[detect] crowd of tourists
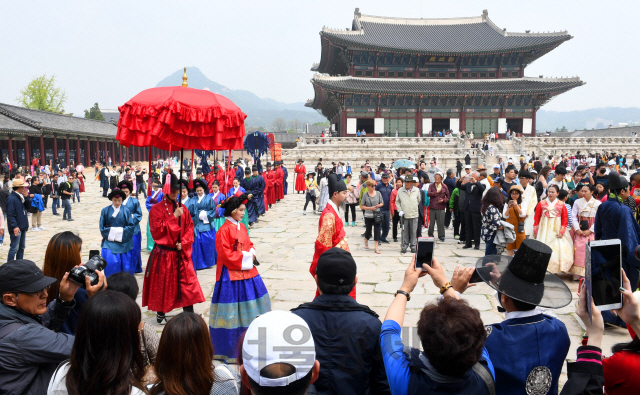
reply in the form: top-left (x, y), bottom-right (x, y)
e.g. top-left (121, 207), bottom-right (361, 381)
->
top-left (0, 150), bottom-right (639, 394)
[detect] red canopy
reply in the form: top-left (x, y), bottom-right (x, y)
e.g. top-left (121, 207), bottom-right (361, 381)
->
top-left (116, 86), bottom-right (246, 151)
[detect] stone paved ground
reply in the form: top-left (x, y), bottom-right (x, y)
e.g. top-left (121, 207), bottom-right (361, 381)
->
top-left (17, 172), bottom-right (630, 384)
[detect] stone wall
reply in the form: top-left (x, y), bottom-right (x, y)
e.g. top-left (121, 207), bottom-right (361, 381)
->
top-left (282, 136), bottom-right (486, 170)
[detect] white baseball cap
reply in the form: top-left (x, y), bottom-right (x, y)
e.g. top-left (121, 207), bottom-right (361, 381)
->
top-left (608, 159), bottom-right (616, 166)
top-left (493, 164), bottom-right (501, 169)
top-left (465, 165), bottom-right (471, 169)
top-left (242, 310), bottom-right (316, 387)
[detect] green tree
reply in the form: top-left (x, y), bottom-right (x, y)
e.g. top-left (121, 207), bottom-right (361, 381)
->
top-left (16, 74), bottom-right (67, 113)
top-left (312, 121), bottom-right (330, 126)
top-left (84, 102), bottom-right (105, 120)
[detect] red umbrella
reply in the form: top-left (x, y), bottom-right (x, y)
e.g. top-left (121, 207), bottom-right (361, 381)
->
top-left (117, 87), bottom-right (246, 151)
top-left (115, 68), bottom-right (246, 300)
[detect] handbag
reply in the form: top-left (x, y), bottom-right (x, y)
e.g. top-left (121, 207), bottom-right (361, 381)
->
top-left (517, 221), bottom-right (525, 234)
top-left (579, 220), bottom-right (589, 231)
top-left (373, 209), bottom-right (383, 224)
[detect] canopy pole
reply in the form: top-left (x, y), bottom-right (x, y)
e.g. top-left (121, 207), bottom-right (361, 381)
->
top-left (177, 148), bottom-right (184, 300)
top-left (147, 146), bottom-right (152, 196)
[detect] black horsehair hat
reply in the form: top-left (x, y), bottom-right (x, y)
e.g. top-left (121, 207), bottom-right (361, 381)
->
top-left (220, 193), bottom-right (250, 217)
top-left (108, 187), bottom-right (127, 201)
top-left (193, 178), bottom-right (208, 192)
top-left (327, 173), bottom-right (347, 197)
top-left (116, 180), bottom-right (133, 192)
top-left (475, 238), bottom-right (572, 308)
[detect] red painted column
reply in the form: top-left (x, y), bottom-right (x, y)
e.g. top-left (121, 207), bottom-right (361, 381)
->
top-left (76, 138), bottom-right (81, 165)
top-left (7, 135), bottom-right (13, 166)
top-left (460, 107), bottom-right (466, 134)
top-left (24, 137), bottom-right (31, 170)
top-left (39, 135), bottom-right (45, 164)
top-left (53, 136), bottom-right (58, 163)
top-left (416, 112), bottom-right (422, 137)
top-left (65, 137), bottom-right (70, 167)
top-left (341, 111), bottom-right (347, 137)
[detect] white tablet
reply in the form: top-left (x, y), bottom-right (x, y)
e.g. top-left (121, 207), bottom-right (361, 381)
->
top-left (589, 239), bottom-right (623, 311)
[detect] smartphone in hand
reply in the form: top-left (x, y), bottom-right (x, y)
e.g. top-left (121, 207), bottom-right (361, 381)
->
top-left (416, 237), bottom-right (435, 268)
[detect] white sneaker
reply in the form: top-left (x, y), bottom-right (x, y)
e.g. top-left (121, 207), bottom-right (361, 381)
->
top-left (38, 226), bottom-right (46, 230)
top-left (31, 228), bottom-right (40, 232)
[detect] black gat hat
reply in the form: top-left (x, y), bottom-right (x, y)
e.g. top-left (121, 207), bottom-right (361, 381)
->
top-left (475, 239), bottom-right (572, 308)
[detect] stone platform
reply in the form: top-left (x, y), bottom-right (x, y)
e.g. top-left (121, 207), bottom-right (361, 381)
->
top-left (13, 173), bottom-right (631, 387)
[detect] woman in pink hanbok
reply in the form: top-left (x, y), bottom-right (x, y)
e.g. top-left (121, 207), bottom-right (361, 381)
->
top-left (569, 184), bottom-right (600, 279)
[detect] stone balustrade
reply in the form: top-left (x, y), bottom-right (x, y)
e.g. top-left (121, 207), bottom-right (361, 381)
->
top-left (297, 136), bottom-right (459, 148)
top-left (525, 136), bottom-right (640, 156)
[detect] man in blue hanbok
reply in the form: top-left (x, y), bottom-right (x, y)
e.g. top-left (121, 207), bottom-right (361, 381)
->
top-left (281, 161), bottom-right (289, 196)
top-left (234, 162), bottom-right (243, 180)
top-left (117, 180), bottom-right (144, 273)
top-left (241, 165), bottom-right (265, 226)
top-left (595, 171), bottom-right (640, 290)
top-left (474, 239), bottom-right (573, 395)
top-left (99, 188), bottom-right (136, 276)
top-left (98, 164), bottom-right (109, 197)
top-left (189, 179), bottom-right (217, 270)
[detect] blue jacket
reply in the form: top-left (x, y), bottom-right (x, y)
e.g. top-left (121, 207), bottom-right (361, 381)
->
top-left (6, 192), bottom-right (32, 232)
top-left (99, 167), bottom-right (109, 189)
top-left (241, 175), bottom-right (265, 222)
top-left (485, 313), bottom-right (570, 395)
top-left (123, 197), bottom-right (143, 235)
top-left (31, 194), bottom-right (45, 212)
top-left (376, 181), bottom-right (394, 211)
top-left (189, 194), bottom-right (217, 233)
top-left (292, 294), bottom-right (391, 395)
top-left (99, 205), bottom-right (135, 254)
top-left (145, 189), bottom-right (164, 211)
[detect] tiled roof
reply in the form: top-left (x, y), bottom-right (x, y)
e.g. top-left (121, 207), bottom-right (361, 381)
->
top-left (101, 110), bottom-right (120, 124)
top-left (311, 75), bottom-right (584, 95)
top-left (566, 126), bottom-right (640, 137)
top-left (321, 10), bottom-right (571, 54)
top-left (0, 113), bottom-right (40, 134)
top-left (0, 103), bottom-right (117, 138)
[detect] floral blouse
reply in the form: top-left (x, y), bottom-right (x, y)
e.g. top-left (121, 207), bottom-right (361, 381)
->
top-left (481, 205), bottom-right (503, 242)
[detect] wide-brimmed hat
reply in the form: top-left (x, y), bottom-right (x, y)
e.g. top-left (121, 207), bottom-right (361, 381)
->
top-left (475, 239), bottom-right (572, 308)
top-left (328, 173), bottom-right (346, 196)
top-left (108, 188), bottom-right (127, 201)
top-left (11, 179), bottom-right (26, 188)
top-left (508, 184), bottom-right (524, 194)
top-left (609, 171), bottom-right (629, 191)
top-left (307, 171), bottom-right (316, 177)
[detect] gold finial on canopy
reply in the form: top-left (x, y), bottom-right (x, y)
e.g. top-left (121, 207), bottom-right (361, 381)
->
top-left (182, 67), bottom-right (188, 87)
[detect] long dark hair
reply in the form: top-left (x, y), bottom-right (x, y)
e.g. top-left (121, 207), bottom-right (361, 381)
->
top-left (43, 232), bottom-right (82, 305)
top-left (66, 291), bottom-right (145, 395)
top-left (481, 187), bottom-right (504, 214)
top-left (612, 336), bottom-right (640, 354)
top-left (150, 312), bottom-right (214, 395)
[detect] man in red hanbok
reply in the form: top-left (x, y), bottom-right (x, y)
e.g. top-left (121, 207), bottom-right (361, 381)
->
top-left (295, 159), bottom-right (307, 194)
top-left (310, 174), bottom-right (354, 299)
top-left (142, 173), bottom-right (205, 324)
top-left (263, 162), bottom-right (276, 209)
top-left (275, 161), bottom-right (285, 202)
top-left (224, 164), bottom-right (235, 195)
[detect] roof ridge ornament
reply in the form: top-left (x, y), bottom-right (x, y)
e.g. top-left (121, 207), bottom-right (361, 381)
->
top-left (182, 67), bottom-right (188, 87)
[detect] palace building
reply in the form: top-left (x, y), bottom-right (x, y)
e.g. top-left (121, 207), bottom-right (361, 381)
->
top-left (307, 9), bottom-right (584, 137)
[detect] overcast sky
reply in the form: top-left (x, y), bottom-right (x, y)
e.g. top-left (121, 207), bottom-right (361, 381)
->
top-left (1, 0), bottom-right (637, 116)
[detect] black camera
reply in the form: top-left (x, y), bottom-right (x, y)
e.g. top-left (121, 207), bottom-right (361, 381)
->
top-left (69, 250), bottom-right (107, 288)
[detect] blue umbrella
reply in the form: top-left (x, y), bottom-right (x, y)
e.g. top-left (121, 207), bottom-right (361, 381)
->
top-left (244, 132), bottom-right (272, 173)
top-left (194, 150), bottom-right (214, 174)
top-left (393, 159), bottom-right (415, 169)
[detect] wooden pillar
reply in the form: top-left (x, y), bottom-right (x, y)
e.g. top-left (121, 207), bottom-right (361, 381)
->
top-left (7, 135), bottom-right (13, 167)
top-left (86, 140), bottom-right (91, 165)
top-left (53, 136), bottom-right (58, 162)
top-left (76, 138), bottom-right (81, 165)
top-left (65, 137), bottom-right (70, 167)
top-left (460, 107), bottom-right (466, 135)
top-left (24, 137), bottom-right (31, 170)
top-left (416, 112), bottom-right (422, 137)
top-left (39, 135), bottom-right (45, 164)
top-left (532, 110), bottom-right (537, 137)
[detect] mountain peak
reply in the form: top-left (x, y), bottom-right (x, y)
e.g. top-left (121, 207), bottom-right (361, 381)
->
top-left (155, 68), bottom-right (323, 128)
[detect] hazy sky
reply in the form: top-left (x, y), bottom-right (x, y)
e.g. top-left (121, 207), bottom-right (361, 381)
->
top-left (1, 1), bottom-right (638, 116)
